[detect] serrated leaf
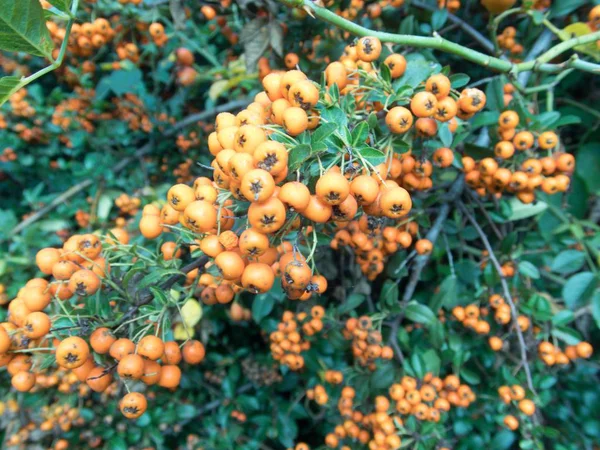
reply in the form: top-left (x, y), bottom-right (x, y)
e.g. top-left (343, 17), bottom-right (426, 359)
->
top-left (0, 0), bottom-right (54, 58)
top-left (240, 18), bottom-right (269, 72)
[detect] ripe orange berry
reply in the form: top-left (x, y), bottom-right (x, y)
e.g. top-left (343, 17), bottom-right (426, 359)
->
top-left (120, 392), bottom-right (148, 419)
top-left (411, 91), bottom-right (438, 118)
top-left (56, 336), bottom-right (90, 369)
top-left (356, 36), bottom-right (382, 62)
top-left (182, 340), bottom-right (206, 364)
top-left (137, 335), bottom-right (165, 361)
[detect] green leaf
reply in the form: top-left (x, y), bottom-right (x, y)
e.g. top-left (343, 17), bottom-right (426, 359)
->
top-left (485, 77), bottom-right (504, 112)
top-left (449, 73), bottom-right (470, 89)
top-left (404, 301), bottom-right (436, 325)
top-left (351, 122), bottom-right (369, 147)
top-left (252, 294), bottom-right (275, 323)
top-left (408, 352), bottom-right (426, 378)
top-left (149, 287), bottom-right (169, 305)
top-left (430, 275), bottom-right (458, 312)
top-left (358, 147), bottom-right (386, 165)
top-left (505, 198), bottom-right (548, 221)
top-left (576, 143), bottom-right (600, 195)
top-left (176, 404), bottom-right (196, 419)
top-left (550, 250), bottom-right (585, 275)
top-left (288, 144), bottom-right (311, 171)
top-left (97, 194), bottom-right (113, 222)
top-left (592, 290), bottom-right (600, 329)
top-left (551, 310), bottom-right (574, 326)
top-left (562, 272), bottom-right (597, 309)
top-left (0, 0), bottom-right (54, 57)
top-left (518, 261), bottom-right (540, 279)
top-left (0, 76), bottom-right (22, 106)
top-left (552, 327), bottom-right (582, 345)
top-left (338, 294), bottom-right (366, 314)
top-left (431, 8), bottom-right (448, 30)
top-left (380, 280), bottom-right (399, 309)
top-left (371, 364), bottom-right (395, 389)
top-left (311, 122), bottom-right (337, 144)
top-left (438, 122), bottom-right (453, 147)
top-left (46, 0), bottom-right (72, 12)
top-left (107, 436), bottom-right (127, 450)
top-left (393, 54), bottom-right (438, 89)
top-left (421, 349), bottom-right (441, 375)
top-left (491, 430), bottom-right (516, 450)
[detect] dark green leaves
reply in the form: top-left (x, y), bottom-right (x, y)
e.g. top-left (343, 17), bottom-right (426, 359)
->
top-left (0, 75), bottom-right (21, 107)
top-left (404, 301), bottom-right (436, 325)
top-left (287, 144), bottom-right (311, 171)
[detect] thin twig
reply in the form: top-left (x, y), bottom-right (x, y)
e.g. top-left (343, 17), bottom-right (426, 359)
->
top-left (412, 0), bottom-right (494, 53)
top-left (467, 190), bottom-right (503, 240)
top-left (457, 201), bottom-right (536, 395)
top-left (401, 176), bottom-right (464, 304)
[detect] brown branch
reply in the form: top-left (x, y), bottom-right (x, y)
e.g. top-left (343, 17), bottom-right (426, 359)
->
top-left (457, 201), bottom-right (536, 395)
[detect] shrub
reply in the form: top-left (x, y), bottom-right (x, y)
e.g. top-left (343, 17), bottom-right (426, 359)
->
top-left (1, 0), bottom-right (599, 449)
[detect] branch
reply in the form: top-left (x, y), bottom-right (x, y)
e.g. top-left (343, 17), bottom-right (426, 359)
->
top-left (457, 201), bottom-right (536, 395)
top-left (8, 99), bottom-right (249, 236)
top-left (113, 255), bottom-right (209, 329)
top-left (401, 175), bottom-right (464, 304)
top-left (281, 0), bottom-right (600, 75)
top-left (411, 0), bottom-right (494, 53)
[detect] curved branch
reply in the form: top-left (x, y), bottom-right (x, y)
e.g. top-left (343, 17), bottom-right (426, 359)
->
top-left (283, 0), bottom-right (600, 75)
